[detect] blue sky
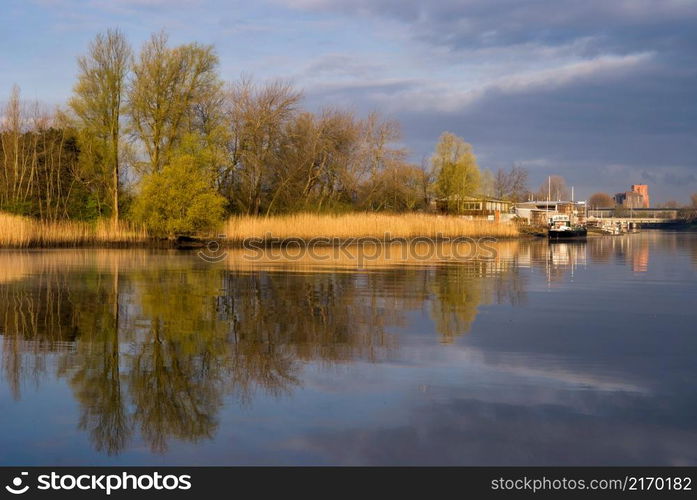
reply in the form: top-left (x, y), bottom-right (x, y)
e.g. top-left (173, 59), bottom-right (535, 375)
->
top-left (2, 0), bottom-right (697, 203)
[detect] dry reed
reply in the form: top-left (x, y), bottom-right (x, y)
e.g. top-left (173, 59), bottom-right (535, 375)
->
top-left (1, 212), bottom-right (518, 249)
top-left (0, 212), bottom-right (148, 248)
top-left (224, 212), bottom-right (518, 243)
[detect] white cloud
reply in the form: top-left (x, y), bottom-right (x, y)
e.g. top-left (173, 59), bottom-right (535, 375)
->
top-left (491, 52), bottom-right (653, 93)
top-left (308, 52), bottom-right (654, 114)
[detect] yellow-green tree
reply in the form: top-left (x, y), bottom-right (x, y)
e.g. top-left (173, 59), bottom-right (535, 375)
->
top-left (69, 29), bottom-right (132, 222)
top-left (431, 132), bottom-right (480, 213)
top-left (128, 32), bottom-right (221, 174)
top-left (131, 154), bottom-right (226, 237)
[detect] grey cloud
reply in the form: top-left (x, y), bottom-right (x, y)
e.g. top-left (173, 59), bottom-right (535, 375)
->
top-left (304, 54), bottom-right (384, 77)
top-left (303, 51), bottom-right (697, 201)
top-left (279, 0), bottom-right (697, 54)
top-left (662, 171), bottom-right (697, 187)
top-left (285, 0), bottom-right (697, 204)
top-left (304, 78), bottom-right (421, 112)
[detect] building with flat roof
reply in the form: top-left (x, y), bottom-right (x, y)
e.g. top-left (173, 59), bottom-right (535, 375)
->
top-left (631, 184), bottom-right (649, 207)
top-left (615, 184), bottom-right (649, 208)
top-left (514, 200), bottom-right (587, 225)
top-left (434, 195), bottom-right (513, 216)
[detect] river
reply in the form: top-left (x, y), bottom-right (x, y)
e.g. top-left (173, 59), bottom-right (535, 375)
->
top-left (1, 231), bottom-right (695, 465)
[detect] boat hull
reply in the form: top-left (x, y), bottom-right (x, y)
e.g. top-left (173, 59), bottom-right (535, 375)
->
top-left (548, 228), bottom-right (587, 239)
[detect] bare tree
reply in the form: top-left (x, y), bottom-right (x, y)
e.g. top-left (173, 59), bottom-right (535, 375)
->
top-left (588, 192), bottom-right (614, 209)
top-left (1, 87), bottom-right (83, 220)
top-left (493, 165), bottom-right (529, 201)
top-left (536, 175), bottom-right (570, 201)
top-left (355, 112), bottom-right (408, 210)
top-left (223, 78), bottom-right (302, 214)
top-left (361, 162), bottom-right (427, 211)
top-left (0, 86), bottom-right (27, 209)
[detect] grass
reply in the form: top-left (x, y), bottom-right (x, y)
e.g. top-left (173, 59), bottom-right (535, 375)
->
top-left (0, 212), bottom-right (148, 248)
top-left (224, 212), bottom-right (518, 243)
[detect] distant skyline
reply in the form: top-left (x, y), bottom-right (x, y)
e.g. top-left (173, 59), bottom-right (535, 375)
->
top-left (1, 0), bottom-right (696, 203)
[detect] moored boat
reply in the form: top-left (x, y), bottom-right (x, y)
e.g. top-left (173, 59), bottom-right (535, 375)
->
top-left (548, 214), bottom-right (587, 239)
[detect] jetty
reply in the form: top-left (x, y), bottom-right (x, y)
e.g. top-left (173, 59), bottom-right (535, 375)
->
top-left (586, 208), bottom-right (685, 233)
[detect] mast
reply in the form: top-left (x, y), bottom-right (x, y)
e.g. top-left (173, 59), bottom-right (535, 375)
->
top-left (547, 175), bottom-right (551, 224)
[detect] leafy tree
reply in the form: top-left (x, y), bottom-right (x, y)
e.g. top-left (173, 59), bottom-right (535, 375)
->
top-left (479, 169), bottom-right (496, 197)
top-left (431, 132), bottom-right (480, 213)
top-left (70, 29), bottom-right (132, 223)
top-left (129, 32), bottom-right (221, 174)
top-left (131, 154), bottom-right (226, 237)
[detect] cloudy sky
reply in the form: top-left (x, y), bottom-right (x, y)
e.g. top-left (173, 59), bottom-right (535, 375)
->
top-left (1, 0), bottom-right (696, 202)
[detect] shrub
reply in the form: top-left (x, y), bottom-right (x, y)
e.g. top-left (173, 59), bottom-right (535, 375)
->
top-left (131, 154), bottom-right (226, 237)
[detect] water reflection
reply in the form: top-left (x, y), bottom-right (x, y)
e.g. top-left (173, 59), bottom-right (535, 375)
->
top-left (1, 232), bottom-right (696, 463)
top-left (0, 245), bottom-right (527, 454)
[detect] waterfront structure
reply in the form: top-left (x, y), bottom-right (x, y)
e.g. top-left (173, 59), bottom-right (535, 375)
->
top-left (514, 200), bottom-right (587, 225)
top-left (586, 207), bottom-right (682, 233)
top-left (434, 196), bottom-right (513, 216)
top-left (587, 207), bottom-right (678, 219)
top-left (614, 184), bottom-right (650, 208)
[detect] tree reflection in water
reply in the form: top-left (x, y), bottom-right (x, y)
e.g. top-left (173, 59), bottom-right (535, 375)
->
top-left (0, 246), bottom-right (529, 454)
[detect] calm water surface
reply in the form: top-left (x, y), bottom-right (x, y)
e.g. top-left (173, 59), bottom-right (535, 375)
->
top-left (1, 231), bottom-right (696, 465)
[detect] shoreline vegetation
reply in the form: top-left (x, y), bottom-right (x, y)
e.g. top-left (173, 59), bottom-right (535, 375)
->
top-left (0, 212), bottom-right (148, 248)
top-left (224, 213), bottom-right (518, 243)
top-left (1, 29), bottom-right (535, 249)
top-left (3, 30), bottom-right (696, 249)
top-left (1, 212), bottom-right (517, 249)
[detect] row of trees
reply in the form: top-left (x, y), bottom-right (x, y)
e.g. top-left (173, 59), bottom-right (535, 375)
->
top-left (1, 29), bottom-right (536, 235)
top-left (0, 87), bottom-right (85, 219)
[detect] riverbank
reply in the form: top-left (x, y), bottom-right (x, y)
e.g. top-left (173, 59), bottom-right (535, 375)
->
top-left (0, 212), bottom-right (519, 248)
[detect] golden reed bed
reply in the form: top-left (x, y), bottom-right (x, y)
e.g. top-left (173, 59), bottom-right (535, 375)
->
top-left (0, 212), bottom-right (518, 248)
top-left (0, 212), bottom-right (148, 248)
top-left (224, 213), bottom-right (518, 243)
